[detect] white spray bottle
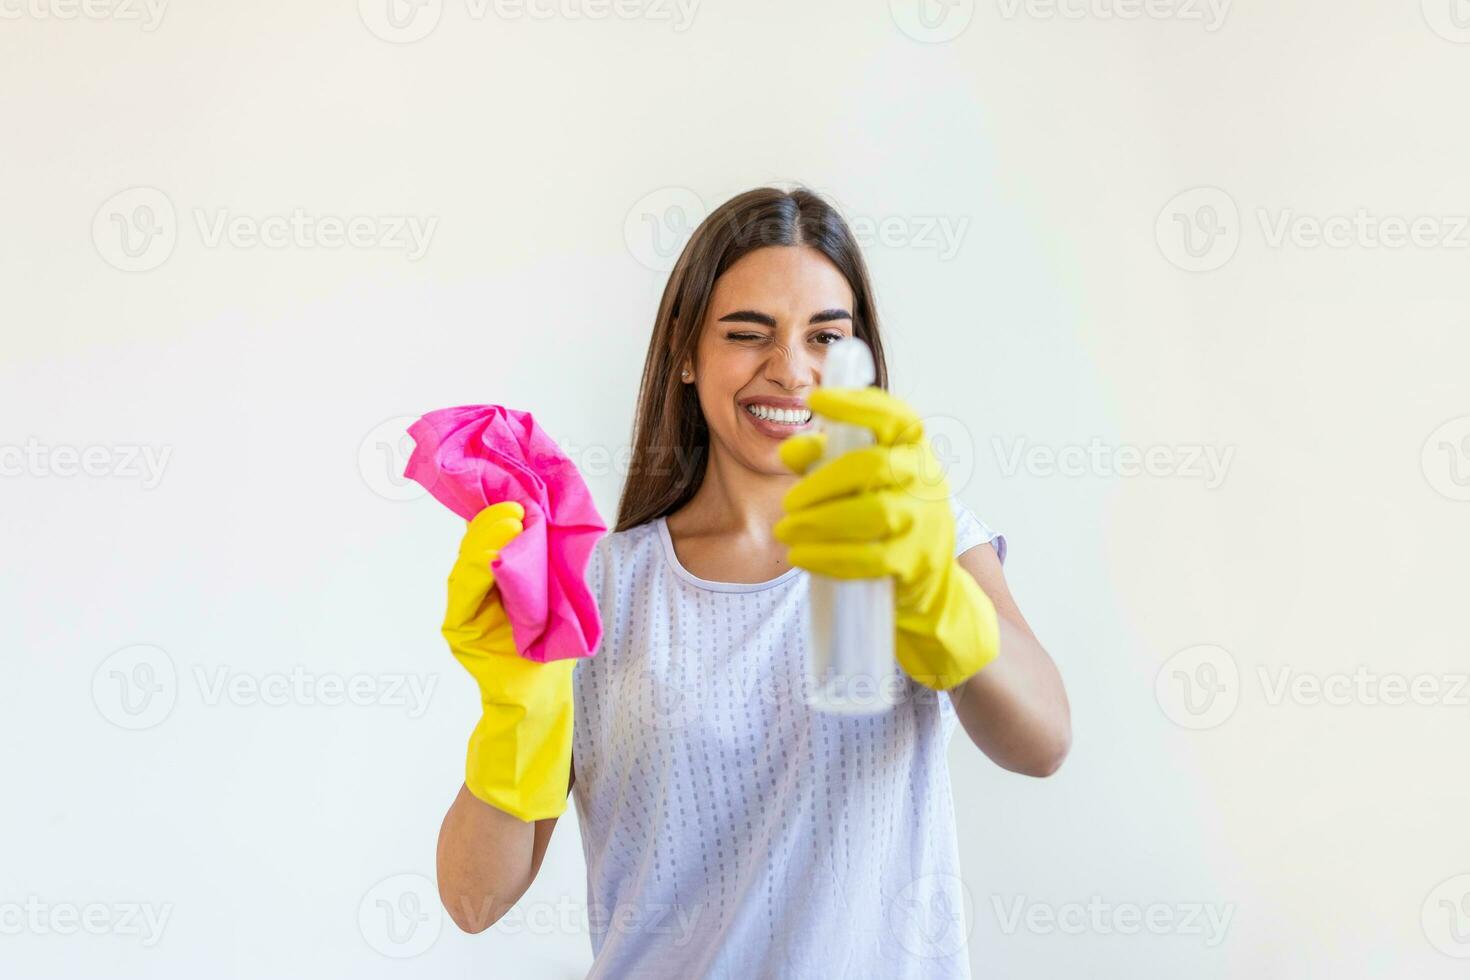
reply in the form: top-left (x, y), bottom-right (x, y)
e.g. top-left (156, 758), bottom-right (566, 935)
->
top-left (805, 337), bottom-right (898, 715)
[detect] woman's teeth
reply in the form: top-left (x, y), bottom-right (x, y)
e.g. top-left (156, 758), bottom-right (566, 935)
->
top-left (744, 404), bottom-right (812, 425)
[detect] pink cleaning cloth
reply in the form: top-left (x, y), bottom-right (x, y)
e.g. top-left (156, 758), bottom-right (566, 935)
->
top-left (403, 404), bottom-right (606, 663)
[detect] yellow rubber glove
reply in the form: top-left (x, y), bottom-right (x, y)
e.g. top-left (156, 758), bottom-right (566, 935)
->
top-left (773, 387), bottom-right (1001, 691)
top-left (442, 500), bottom-right (575, 822)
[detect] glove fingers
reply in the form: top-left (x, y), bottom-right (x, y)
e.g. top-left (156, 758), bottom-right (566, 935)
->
top-left (786, 540), bottom-right (893, 580)
top-left (460, 501), bottom-right (526, 556)
top-left (777, 431), bottom-right (826, 475)
top-left (446, 502), bottom-right (524, 634)
top-left (773, 490), bottom-right (914, 545)
top-left (808, 387), bottom-right (924, 446)
top-left (782, 443), bottom-right (924, 512)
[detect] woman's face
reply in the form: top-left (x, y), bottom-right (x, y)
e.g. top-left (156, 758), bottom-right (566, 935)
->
top-left (684, 245), bottom-right (856, 476)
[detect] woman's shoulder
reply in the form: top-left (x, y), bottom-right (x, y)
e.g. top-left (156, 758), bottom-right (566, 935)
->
top-left (584, 518), bottom-right (662, 596)
top-left (947, 494), bottom-right (1007, 564)
top-left (590, 517), bottom-right (660, 563)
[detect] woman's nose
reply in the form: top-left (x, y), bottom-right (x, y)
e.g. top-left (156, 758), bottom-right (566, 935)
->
top-left (764, 344), bottom-right (819, 390)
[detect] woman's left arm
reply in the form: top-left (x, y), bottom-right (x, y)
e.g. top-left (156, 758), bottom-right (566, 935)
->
top-left (772, 385), bottom-right (1071, 777)
top-left (946, 542), bottom-right (1071, 778)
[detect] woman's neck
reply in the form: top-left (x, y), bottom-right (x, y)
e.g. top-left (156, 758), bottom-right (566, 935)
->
top-left (671, 445), bottom-right (796, 538)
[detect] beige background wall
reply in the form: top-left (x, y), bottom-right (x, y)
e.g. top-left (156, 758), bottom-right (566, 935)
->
top-left (4, 1), bottom-right (1468, 976)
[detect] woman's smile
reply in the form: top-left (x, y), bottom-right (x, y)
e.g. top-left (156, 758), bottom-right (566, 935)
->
top-left (738, 396), bottom-right (815, 439)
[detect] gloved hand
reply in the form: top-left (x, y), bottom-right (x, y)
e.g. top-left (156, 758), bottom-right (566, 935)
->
top-left (773, 387), bottom-right (1001, 691)
top-left (442, 500), bottom-right (575, 821)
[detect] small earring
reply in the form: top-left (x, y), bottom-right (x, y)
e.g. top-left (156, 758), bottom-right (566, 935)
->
top-left (682, 370), bottom-right (691, 380)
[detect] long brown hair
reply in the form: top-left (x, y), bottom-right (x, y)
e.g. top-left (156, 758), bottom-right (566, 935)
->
top-left (615, 186), bottom-right (889, 532)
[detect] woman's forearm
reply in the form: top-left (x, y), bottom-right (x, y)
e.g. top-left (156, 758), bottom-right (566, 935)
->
top-left (435, 783), bottom-right (557, 933)
top-left (943, 545), bottom-right (1071, 777)
top-left (948, 616), bottom-right (1071, 776)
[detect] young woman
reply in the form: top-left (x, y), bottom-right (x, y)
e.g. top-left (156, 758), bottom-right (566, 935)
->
top-left (435, 187), bottom-right (1071, 978)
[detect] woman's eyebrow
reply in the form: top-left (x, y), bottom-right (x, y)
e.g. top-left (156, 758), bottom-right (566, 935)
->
top-left (809, 308), bottom-right (852, 324)
top-left (716, 308), bottom-right (853, 326)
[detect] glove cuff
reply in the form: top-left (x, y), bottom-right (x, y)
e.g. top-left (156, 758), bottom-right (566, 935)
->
top-left (895, 561), bottom-right (1001, 690)
top-left (463, 660), bottom-right (576, 822)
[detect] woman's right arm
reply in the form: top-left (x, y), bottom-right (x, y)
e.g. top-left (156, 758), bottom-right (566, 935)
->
top-left (436, 782), bottom-right (563, 933)
top-left (433, 501), bottom-right (579, 932)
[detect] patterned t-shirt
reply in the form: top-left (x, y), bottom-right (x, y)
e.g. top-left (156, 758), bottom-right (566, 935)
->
top-left (570, 496), bottom-right (1004, 979)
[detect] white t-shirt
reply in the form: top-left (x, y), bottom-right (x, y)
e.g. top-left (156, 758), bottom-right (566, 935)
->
top-left (570, 496), bottom-right (1004, 980)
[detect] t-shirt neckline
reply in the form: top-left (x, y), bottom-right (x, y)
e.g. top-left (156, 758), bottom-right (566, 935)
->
top-left (655, 516), bottom-right (803, 593)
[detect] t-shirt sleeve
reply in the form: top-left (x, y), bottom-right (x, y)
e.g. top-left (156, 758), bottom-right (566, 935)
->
top-left (947, 494), bottom-right (1005, 564)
